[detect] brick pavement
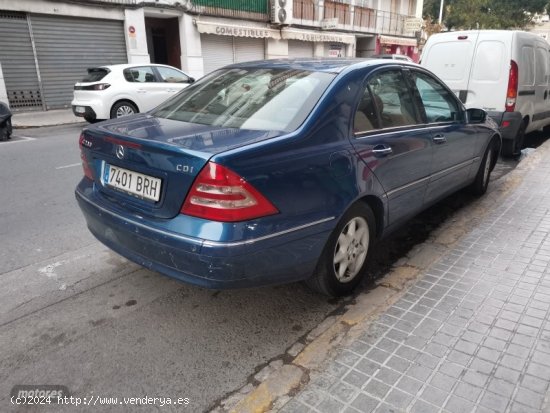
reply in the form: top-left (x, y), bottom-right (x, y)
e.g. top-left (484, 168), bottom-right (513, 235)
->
top-left (280, 152), bottom-right (550, 413)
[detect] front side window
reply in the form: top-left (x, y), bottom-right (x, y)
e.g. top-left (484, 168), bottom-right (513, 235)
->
top-left (152, 68), bottom-right (335, 132)
top-left (366, 70), bottom-right (419, 128)
top-left (412, 71), bottom-right (462, 123)
top-left (123, 66), bottom-right (157, 83)
top-left (155, 66), bottom-right (189, 83)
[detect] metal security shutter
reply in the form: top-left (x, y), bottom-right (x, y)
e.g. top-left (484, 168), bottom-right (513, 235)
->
top-left (30, 14), bottom-right (127, 109)
top-left (234, 37), bottom-right (265, 64)
top-left (0, 11), bottom-right (42, 110)
top-left (288, 40), bottom-right (314, 58)
top-left (202, 34), bottom-right (233, 74)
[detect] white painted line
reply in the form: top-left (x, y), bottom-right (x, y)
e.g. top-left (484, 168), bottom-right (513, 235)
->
top-left (55, 162), bottom-right (81, 170)
top-left (0, 136), bottom-right (36, 144)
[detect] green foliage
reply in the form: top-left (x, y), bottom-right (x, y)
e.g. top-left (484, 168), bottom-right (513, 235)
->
top-left (423, 0), bottom-right (549, 29)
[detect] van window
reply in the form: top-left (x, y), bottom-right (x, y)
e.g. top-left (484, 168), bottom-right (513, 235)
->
top-left (472, 41), bottom-right (506, 82)
top-left (521, 46), bottom-right (535, 86)
top-left (536, 47), bottom-right (548, 86)
top-left (423, 41), bottom-right (472, 81)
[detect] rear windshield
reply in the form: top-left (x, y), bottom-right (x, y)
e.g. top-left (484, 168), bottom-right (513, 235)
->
top-left (82, 68), bottom-right (109, 82)
top-left (152, 68), bottom-right (335, 132)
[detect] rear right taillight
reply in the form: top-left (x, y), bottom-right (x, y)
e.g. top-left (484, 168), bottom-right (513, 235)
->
top-left (181, 162), bottom-right (278, 222)
top-left (506, 60), bottom-right (518, 112)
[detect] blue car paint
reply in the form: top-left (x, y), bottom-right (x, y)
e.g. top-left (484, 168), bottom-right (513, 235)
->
top-left (75, 59), bottom-right (498, 289)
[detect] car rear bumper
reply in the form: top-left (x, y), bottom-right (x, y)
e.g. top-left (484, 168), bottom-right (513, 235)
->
top-left (71, 96), bottom-right (110, 120)
top-left (75, 180), bottom-right (333, 289)
top-left (487, 111), bottom-right (522, 141)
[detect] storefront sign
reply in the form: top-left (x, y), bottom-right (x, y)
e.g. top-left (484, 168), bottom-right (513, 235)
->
top-left (320, 18), bottom-right (338, 30)
top-left (328, 44), bottom-right (343, 57)
top-left (282, 28), bottom-right (355, 45)
top-left (404, 18), bottom-right (423, 32)
top-left (196, 21), bottom-right (281, 39)
top-left (379, 35), bottom-right (417, 47)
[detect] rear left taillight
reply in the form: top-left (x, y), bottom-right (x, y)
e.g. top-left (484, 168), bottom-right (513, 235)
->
top-left (181, 162), bottom-right (278, 222)
top-left (505, 60), bottom-right (518, 112)
top-left (74, 83), bottom-right (111, 91)
top-left (79, 133), bottom-right (94, 180)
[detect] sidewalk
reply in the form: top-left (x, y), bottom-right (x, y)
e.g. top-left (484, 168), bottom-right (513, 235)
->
top-left (275, 145), bottom-right (550, 413)
top-left (12, 108), bottom-right (83, 128)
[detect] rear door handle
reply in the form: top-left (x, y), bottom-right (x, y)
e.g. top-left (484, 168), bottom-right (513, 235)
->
top-left (433, 134), bottom-right (447, 144)
top-left (372, 144), bottom-right (393, 156)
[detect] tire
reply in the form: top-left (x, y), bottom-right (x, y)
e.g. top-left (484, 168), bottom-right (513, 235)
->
top-left (110, 101), bottom-right (138, 119)
top-left (306, 203), bottom-right (376, 297)
top-left (470, 139), bottom-right (497, 196)
top-left (0, 118), bottom-right (11, 141)
top-left (501, 120), bottom-right (525, 158)
top-left (84, 115), bottom-right (99, 124)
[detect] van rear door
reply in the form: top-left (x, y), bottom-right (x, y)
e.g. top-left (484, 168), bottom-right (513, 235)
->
top-left (467, 32), bottom-right (511, 112)
top-left (421, 31), bottom-right (480, 103)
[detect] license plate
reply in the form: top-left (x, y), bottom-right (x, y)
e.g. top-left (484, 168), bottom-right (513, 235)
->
top-left (75, 106), bottom-right (85, 114)
top-left (103, 164), bottom-right (162, 202)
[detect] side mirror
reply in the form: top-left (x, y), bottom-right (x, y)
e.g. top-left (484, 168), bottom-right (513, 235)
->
top-left (188, 77), bottom-right (195, 84)
top-left (467, 108), bottom-right (487, 123)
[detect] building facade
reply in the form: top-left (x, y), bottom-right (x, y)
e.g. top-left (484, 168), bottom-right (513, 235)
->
top-left (0, 0), bottom-right (422, 112)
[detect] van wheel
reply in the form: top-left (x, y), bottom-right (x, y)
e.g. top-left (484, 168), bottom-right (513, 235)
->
top-left (470, 139), bottom-right (496, 196)
top-left (305, 203), bottom-right (375, 297)
top-left (502, 121), bottom-right (526, 158)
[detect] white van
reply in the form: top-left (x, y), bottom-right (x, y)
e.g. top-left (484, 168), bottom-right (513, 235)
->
top-left (421, 30), bottom-right (550, 157)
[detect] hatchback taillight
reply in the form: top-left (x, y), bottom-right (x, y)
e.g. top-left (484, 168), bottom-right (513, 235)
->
top-left (74, 83), bottom-right (111, 91)
top-left (505, 60), bottom-right (518, 112)
top-left (181, 162), bottom-right (278, 222)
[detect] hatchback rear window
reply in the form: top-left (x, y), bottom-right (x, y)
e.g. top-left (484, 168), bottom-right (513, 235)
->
top-left (82, 68), bottom-right (109, 82)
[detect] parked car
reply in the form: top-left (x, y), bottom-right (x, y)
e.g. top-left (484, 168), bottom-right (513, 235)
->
top-left (371, 54), bottom-right (414, 62)
top-left (71, 63), bottom-right (195, 123)
top-left (421, 30), bottom-right (550, 157)
top-left (0, 102), bottom-right (12, 141)
top-left (75, 59), bottom-right (500, 296)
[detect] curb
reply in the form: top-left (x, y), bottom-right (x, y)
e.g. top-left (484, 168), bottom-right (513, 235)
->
top-left (214, 140), bottom-right (550, 413)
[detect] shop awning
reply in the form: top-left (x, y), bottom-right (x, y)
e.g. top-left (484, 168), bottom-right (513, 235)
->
top-left (196, 21), bottom-right (281, 40)
top-left (281, 28), bottom-right (356, 45)
top-left (379, 35), bottom-right (417, 47)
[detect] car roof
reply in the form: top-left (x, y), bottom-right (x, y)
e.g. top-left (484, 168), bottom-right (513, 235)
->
top-left (222, 58), bottom-right (419, 74)
top-left (91, 63), bottom-right (181, 71)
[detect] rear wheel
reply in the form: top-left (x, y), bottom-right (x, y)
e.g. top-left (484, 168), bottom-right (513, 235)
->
top-left (0, 118), bottom-right (11, 141)
top-left (502, 120), bottom-right (525, 158)
top-left (306, 203), bottom-right (375, 297)
top-left (470, 139), bottom-right (497, 195)
top-left (110, 101), bottom-right (138, 119)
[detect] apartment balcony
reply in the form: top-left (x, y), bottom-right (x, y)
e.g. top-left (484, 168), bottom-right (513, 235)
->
top-left (293, 0), bottom-right (417, 37)
top-left (188, 0), bottom-right (270, 22)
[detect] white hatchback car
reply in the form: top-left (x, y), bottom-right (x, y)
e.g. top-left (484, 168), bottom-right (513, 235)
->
top-left (71, 63), bottom-right (195, 123)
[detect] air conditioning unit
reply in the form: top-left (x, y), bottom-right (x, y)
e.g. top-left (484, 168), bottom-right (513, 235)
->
top-left (271, 0), bottom-right (293, 25)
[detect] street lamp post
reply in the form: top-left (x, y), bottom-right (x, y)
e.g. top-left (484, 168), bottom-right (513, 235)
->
top-left (438, 0), bottom-right (444, 24)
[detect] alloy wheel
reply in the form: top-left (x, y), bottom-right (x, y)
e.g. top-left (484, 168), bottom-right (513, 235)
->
top-left (333, 216), bottom-right (369, 283)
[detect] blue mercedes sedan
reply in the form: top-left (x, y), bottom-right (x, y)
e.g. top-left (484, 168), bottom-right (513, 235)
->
top-left (75, 59), bottom-right (500, 296)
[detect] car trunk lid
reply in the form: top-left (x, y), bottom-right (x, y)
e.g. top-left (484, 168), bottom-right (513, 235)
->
top-left (81, 114), bottom-right (282, 219)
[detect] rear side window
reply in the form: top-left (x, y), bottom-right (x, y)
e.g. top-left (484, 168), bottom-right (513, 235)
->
top-left (123, 66), bottom-right (157, 83)
top-left (520, 46), bottom-right (535, 86)
top-left (472, 41), bottom-right (506, 82)
top-left (82, 68), bottom-right (109, 82)
top-left (423, 41), bottom-right (472, 81)
top-left (536, 46), bottom-right (548, 86)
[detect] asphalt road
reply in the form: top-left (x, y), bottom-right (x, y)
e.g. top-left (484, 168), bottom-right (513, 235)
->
top-left (0, 124), bottom-right (540, 412)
